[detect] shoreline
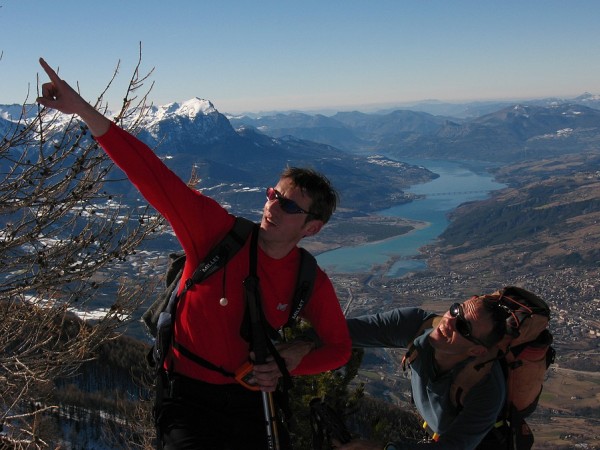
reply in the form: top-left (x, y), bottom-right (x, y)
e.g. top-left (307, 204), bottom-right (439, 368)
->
top-left (301, 214), bottom-right (429, 257)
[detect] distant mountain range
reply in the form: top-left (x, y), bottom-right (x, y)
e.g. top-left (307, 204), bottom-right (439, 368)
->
top-left (2, 92), bottom-right (599, 214)
top-left (0, 99), bottom-right (435, 217)
top-left (372, 92), bottom-right (600, 118)
top-left (229, 94), bottom-right (600, 162)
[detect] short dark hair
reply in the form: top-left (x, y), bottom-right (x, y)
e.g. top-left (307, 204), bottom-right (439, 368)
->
top-left (280, 167), bottom-right (338, 224)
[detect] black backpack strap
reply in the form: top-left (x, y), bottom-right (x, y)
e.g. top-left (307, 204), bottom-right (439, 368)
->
top-left (150, 217), bottom-right (254, 372)
top-left (143, 217), bottom-right (254, 337)
top-left (242, 226), bottom-right (294, 391)
top-left (142, 252), bottom-right (186, 337)
top-left (183, 216), bottom-right (255, 293)
top-left (285, 248), bottom-right (317, 328)
top-left (243, 224), bottom-right (267, 362)
top-left (168, 219), bottom-right (255, 377)
top-left (171, 340), bottom-right (236, 378)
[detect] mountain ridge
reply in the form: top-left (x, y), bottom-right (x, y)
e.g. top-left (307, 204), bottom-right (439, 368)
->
top-left (0, 100), bottom-right (437, 218)
top-left (3, 93), bottom-right (600, 211)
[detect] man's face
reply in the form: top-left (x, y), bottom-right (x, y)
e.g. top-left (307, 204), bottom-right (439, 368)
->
top-left (260, 177), bottom-right (323, 245)
top-left (429, 297), bottom-right (494, 356)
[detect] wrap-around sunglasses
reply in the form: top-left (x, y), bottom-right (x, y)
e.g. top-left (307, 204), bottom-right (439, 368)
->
top-left (449, 302), bottom-right (488, 347)
top-left (266, 187), bottom-right (317, 217)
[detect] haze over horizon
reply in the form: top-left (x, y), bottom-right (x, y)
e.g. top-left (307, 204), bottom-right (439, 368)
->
top-left (1, 0), bottom-right (599, 115)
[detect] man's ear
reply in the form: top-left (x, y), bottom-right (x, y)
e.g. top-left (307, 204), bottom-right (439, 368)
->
top-left (303, 219), bottom-right (324, 237)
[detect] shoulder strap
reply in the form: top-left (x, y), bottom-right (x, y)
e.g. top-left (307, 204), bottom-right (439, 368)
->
top-left (152, 217), bottom-right (254, 370)
top-left (144, 214), bottom-right (251, 339)
top-left (142, 252), bottom-right (186, 337)
top-left (285, 248), bottom-right (317, 327)
top-left (401, 315), bottom-right (442, 371)
top-left (243, 224), bottom-right (266, 361)
top-left (243, 234), bottom-right (318, 391)
top-left (182, 216), bottom-right (255, 294)
top-left (242, 226), bottom-right (294, 387)
top-left (449, 349), bottom-right (500, 410)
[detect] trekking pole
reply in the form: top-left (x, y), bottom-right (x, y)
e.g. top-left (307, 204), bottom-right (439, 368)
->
top-left (252, 307), bottom-right (280, 450)
top-left (244, 225), bottom-right (281, 450)
top-left (261, 389), bottom-right (280, 450)
top-left (253, 331), bottom-right (280, 450)
top-left (245, 286), bottom-right (280, 447)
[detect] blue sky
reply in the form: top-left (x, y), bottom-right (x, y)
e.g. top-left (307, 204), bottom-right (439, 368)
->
top-left (2, 0), bottom-right (599, 114)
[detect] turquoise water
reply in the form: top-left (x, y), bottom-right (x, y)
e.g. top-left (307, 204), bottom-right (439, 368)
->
top-left (317, 160), bottom-right (506, 276)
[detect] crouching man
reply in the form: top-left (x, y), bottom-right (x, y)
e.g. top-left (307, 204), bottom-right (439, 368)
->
top-left (338, 289), bottom-right (518, 450)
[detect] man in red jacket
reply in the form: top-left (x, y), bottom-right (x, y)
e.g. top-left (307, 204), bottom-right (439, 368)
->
top-left (37, 58), bottom-right (351, 449)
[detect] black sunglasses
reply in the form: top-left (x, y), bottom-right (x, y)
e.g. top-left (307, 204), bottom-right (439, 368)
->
top-left (449, 302), bottom-right (488, 347)
top-left (266, 187), bottom-right (316, 217)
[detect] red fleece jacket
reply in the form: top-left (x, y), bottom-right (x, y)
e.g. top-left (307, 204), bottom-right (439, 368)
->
top-left (96, 123), bottom-right (351, 384)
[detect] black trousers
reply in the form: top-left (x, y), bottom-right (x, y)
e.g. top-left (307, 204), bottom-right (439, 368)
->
top-left (155, 372), bottom-right (290, 450)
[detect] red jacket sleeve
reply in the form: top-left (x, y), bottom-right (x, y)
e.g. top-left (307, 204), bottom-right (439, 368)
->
top-left (291, 269), bottom-right (351, 375)
top-left (95, 123), bottom-right (234, 270)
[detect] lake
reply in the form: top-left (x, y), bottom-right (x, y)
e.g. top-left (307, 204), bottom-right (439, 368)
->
top-left (316, 159), bottom-right (506, 276)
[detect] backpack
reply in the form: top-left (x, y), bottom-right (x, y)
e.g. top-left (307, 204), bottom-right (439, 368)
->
top-left (403, 286), bottom-right (555, 450)
top-left (142, 216), bottom-right (318, 377)
top-left (473, 286), bottom-right (555, 450)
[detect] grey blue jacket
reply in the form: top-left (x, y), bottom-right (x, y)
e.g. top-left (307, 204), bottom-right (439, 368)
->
top-left (347, 307), bottom-right (505, 450)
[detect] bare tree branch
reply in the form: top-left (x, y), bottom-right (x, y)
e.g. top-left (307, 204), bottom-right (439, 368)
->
top-left (1, 50), bottom-right (162, 448)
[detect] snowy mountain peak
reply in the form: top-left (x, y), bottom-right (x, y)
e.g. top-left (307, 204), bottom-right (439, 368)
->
top-left (153, 98), bottom-right (217, 121)
top-left (179, 98), bottom-right (217, 118)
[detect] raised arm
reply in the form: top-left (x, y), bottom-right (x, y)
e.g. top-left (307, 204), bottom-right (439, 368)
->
top-left (35, 57), bottom-right (231, 262)
top-left (347, 307), bottom-right (432, 348)
top-left (36, 58), bottom-right (111, 137)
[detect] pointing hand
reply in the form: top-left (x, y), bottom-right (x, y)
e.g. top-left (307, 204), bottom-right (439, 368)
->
top-left (36, 58), bottom-right (110, 137)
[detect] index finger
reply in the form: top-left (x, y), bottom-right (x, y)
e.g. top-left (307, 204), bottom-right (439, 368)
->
top-left (39, 58), bottom-right (61, 83)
